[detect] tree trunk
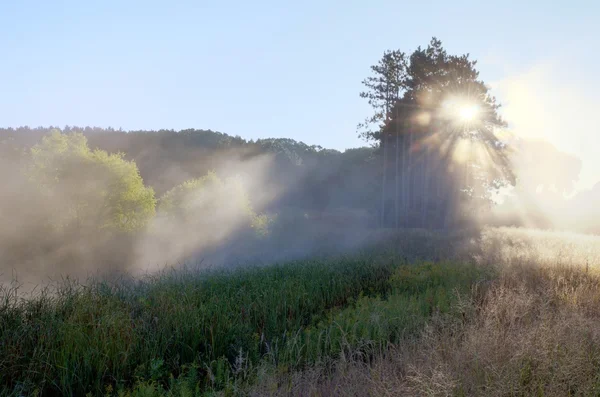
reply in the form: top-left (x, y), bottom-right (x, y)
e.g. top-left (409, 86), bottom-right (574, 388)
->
top-left (395, 112), bottom-right (400, 230)
top-left (407, 127), bottom-right (414, 227)
top-left (381, 130), bottom-right (388, 228)
top-left (402, 122), bottom-right (409, 228)
top-left (421, 135), bottom-right (429, 229)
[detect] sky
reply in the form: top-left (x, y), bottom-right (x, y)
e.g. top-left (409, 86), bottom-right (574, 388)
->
top-left (1, 1), bottom-right (598, 187)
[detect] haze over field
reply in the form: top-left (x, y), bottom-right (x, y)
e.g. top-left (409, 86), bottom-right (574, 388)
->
top-left (2, 2), bottom-right (600, 396)
top-left (0, 1), bottom-right (599, 285)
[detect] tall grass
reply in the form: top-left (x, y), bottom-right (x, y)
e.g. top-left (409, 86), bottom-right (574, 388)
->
top-left (477, 226), bottom-right (600, 268)
top-left (403, 262), bottom-right (600, 396)
top-left (277, 262), bottom-right (492, 368)
top-left (0, 256), bottom-right (398, 395)
top-left (6, 226), bottom-right (597, 396)
top-left (254, 228), bottom-right (600, 397)
top-left (96, 261), bottom-right (490, 396)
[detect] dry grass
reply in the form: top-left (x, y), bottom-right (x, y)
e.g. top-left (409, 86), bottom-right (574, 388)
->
top-left (401, 263), bottom-right (600, 396)
top-left (251, 228), bottom-right (600, 397)
top-left (477, 226), bottom-right (600, 268)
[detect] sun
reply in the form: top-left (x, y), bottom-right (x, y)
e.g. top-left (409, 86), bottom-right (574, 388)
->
top-left (440, 97), bottom-right (481, 124)
top-left (458, 105), bottom-right (479, 121)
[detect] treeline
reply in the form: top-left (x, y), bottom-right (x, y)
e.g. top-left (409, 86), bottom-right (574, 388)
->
top-left (0, 126), bottom-right (379, 213)
top-left (0, 127), bottom-right (381, 277)
top-left (0, 38), bottom-right (520, 246)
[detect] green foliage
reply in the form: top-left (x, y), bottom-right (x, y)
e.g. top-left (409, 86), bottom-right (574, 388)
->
top-left (158, 171), bottom-right (272, 237)
top-left (357, 49), bottom-right (408, 141)
top-left (158, 172), bottom-right (226, 217)
top-left (0, 253), bottom-right (495, 396)
top-left (0, 255), bottom-right (398, 395)
top-left (0, 126), bottom-right (378, 215)
top-left (275, 262), bottom-right (492, 367)
top-left (359, 38), bottom-right (515, 228)
top-left (29, 130), bottom-right (156, 233)
top-left (359, 37), bottom-right (506, 143)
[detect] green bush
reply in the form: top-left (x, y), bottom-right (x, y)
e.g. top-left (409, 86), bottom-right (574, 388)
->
top-left (29, 130), bottom-right (156, 233)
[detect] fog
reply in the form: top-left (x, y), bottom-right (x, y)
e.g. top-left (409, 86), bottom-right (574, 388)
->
top-left (0, 129), bottom-right (384, 290)
top-left (3, 62), bottom-right (600, 291)
top-left (488, 62), bottom-right (600, 233)
top-left (131, 153), bottom-right (281, 273)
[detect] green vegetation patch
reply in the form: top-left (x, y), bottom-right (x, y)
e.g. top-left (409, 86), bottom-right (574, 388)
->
top-left (0, 257), bottom-right (494, 396)
top-left (0, 257), bottom-right (396, 396)
top-left (277, 262), bottom-right (493, 368)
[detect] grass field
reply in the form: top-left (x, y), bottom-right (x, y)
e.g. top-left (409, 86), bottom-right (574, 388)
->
top-left (3, 227), bottom-right (600, 396)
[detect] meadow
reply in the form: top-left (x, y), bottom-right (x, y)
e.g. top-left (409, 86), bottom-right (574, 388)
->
top-left (3, 227), bottom-right (600, 396)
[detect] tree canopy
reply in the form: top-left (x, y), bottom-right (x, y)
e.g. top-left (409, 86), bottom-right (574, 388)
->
top-left (358, 37), bottom-right (514, 228)
top-left (29, 130), bottom-right (156, 234)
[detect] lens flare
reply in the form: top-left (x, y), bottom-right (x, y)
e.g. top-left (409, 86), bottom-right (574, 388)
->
top-left (458, 105), bottom-right (479, 121)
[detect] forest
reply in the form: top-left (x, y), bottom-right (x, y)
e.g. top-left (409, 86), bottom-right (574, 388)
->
top-left (0, 123), bottom-right (382, 280)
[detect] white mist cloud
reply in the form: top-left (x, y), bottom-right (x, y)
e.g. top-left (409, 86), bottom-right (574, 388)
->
top-left (131, 152), bottom-right (283, 273)
top-left (494, 62), bottom-right (600, 191)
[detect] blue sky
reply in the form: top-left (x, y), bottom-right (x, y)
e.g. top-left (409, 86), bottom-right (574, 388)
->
top-left (0, 0), bottom-right (597, 156)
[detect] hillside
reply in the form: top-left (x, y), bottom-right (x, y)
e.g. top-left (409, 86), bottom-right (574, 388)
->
top-left (0, 126), bottom-right (378, 214)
